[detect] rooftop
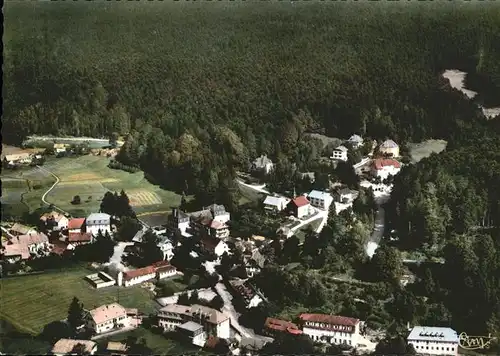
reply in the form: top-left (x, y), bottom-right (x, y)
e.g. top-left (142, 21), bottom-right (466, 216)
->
top-left (265, 317), bottom-right (302, 334)
top-left (68, 218), bottom-right (86, 230)
top-left (380, 139), bottom-right (399, 148)
top-left (86, 213), bottom-right (111, 223)
top-left (52, 339), bottom-right (96, 354)
top-left (308, 190), bottom-right (333, 201)
top-left (10, 223), bottom-right (34, 235)
top-left (123, 266), bottom-right (156, 280)
top-left (68, 232), bottom-right (92, 243)
top-left (334, 145), bottom-right (348, 152)
top-left (348, 134), bottom-right (363, 143)
top-left (263, 195), bottom-right (289, 207)
top-left (178, 321), bottom-right (204, 333)
top-left (291, 196), bottom-right (310, 208)
top-left (159, 303), bottom-right (229, 325)
top-left (299, 313), bottom-right (360, 327)
top-left (89, 303), bottom-right (127, 325)
top-left (40, 211), bottom-right (66, 222)
top-left (408, 326), bottom-right (459, 343)
top-left (107, 341), bottom-right (128, 352)
top-left (2, 243), bottom-right (30, 259)
top-left (372, 158), bottom-right (401, 170)
top-left (11, 232), bottom-right (49, 246)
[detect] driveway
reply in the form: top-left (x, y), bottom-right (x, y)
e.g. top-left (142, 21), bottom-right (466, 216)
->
top-left (236, 179), bottom-right (270, 194)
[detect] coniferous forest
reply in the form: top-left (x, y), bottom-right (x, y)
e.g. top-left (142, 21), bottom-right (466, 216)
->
top-left (4, 0), bottom-right (500, 343)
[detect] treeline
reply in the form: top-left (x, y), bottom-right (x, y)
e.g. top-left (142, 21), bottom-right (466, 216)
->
top-left (3, 1), bottom-right (500, 199)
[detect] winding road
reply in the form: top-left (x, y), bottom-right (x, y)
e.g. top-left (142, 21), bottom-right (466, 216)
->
top-left (37, 165), bottom-right (68, 214)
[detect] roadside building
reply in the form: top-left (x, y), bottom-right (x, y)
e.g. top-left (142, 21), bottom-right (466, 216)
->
top-left (40, 211), bottom-right (69, 231)
top-left (307, 190), bottom-right (333, 210)
top-left (263, 195), bottom-right (290, 213)
top-left (86, 303), bottom-right (129, 335)
top-left (334, 188), bottom-right (359, 204)
top-left (287, 196), bottom-right (311, 219)
top-left (68, 218), bottom-right (86, 233)
top-left (299, 313), bottom-right (362, 347)
top-left (407, 326), bottom-right (459, 356)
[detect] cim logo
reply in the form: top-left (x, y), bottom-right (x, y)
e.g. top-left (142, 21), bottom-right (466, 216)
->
top-left (459, 332), bottom-right (497, 350)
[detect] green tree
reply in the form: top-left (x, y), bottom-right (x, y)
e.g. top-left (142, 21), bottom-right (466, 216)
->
top-left (67, 297), bottom-right (85, 332)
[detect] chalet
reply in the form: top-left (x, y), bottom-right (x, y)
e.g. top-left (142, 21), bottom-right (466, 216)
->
top-left (68, 218), bottom-right (86, 233)
top-left (378, 139), bottom-right (399, 157)
top-left (52, 339), bottom-right (97, 356)
top-left (86, 303), bottom-right (129, 335)
top-left (40, 211), bottom-right (69, 231)
top-left (252, 155), bottom-right (274, 174)
top-left (157, 303), bottom-right (231, 339)
top-left (263, 195), bottom-right (290, 213)
top-left (200, 237), bottom-right (230, 257)
top-left (331, 145), bottom-right (348, 162)
top-left (229, 279), bottom-right (265, 309)
top-left (264, 317), bottom-right (302, 337)
top-left (334, 188), bottom-right (359, 204)
top-left (347, 134), bottom-right (364, 149)
top-left (307, 190), bottom-right (333, 210)
top-left (371, 158), bottom-right (401, 180)
top-left (85, 213), bottom-right (111, 236)
top-left (9, 223), bottom-right (36, 236)
top-left (299, 313), bottom-right (362, 347)
top-left (287, 196), bottom-right (311, 219)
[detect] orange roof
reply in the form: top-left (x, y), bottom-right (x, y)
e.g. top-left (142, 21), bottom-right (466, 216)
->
top-left (123, 266), bottom-right (156, 280)
top-left (299, 313), bottom-right (359, 328)
top-left (68, 218), bottom-right (86, 230)
top-left (2, 243), bottom-right (30, 259)
top-left (265, 317), bottom-right (302, 334)
top-left (372, 158), bottom-right (401, 170)
top-left (89, 303), bottom-right (127, 325)
top-left (68, 232), bottom-right (92, 242)
top-left (291, 196), bottom-right (310, 208)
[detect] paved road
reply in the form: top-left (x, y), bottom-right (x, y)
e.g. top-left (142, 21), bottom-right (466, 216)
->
top-left (37, 165), bottom-right (68, 214)
top-left (105, 241), bottom-right (134, 273)
top-left (236, 179), bottom-right (270, 194)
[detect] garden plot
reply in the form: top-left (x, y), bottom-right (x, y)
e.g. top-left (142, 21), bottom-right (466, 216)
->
top-left (127, 189), bottom-right (162, 207)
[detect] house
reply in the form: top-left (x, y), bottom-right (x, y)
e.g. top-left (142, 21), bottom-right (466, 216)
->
top-left (407, 326), bottom-right (459, 356)
top-left (299, 313), bottom-right (362, 347)
top-left (371, 158), bottom-right (401, 180)
top-left (51, 338), bottom-right (97, 356)
top-left (53, 143), bottom-right (69, 154)
top-left (9, 223), bottom-right (36, 236)
top-left (86, 303), bottom-right (129, 335)
top-left (11, 232), bottom-right (50, 254)
top-left (157, 303), bottom-right (231, 339)
top-left (334, 188), bottom-right (359, 204)
top-left (40, 211), bottom-right (69, 231)
top-left (229, 279), bottom-right (265, 309)
top-left (168, 208), bottom-right (191, 236)
top-left (331, 145), bottom-right (348, 161)
top-left (347, 134), bottom-right (364, 149)
top-left (307, 190), bottom-right (334, 210)
top-left (1, 243), bottom-right (30, 263)
top-left (106, 341), bottom-right (129, 356)
top-left (177, 321), bottom-right (207, 347)
top-left (252, 155), bottom-right (274, 174)
top-left (68, 232), bottom-right (93, 247)
top-left (378, 139), bottom-right (400, 157)
top-left (287, 196), bottom-right (311, 219)
top-left (263, 195), bottom-right (290, 213)
top-left (200, 237), bottom-right (230, 257)
top-left (4, 152), bottom-right (32, 165)
top-left (85, 212), bottom-right (111, 236)
top-left (117, 262), bottom-right (178, 287)
top-left (264, 317), bottom-right (303, 337)
top-left (68, 218), bottom-right (86, 233)
top-left (195, 218), bottom-right (230, 239)
top-left (157, 236), bottom-right (174, 261)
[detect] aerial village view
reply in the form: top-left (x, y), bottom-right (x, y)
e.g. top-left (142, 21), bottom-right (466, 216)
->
top-left (1, 1), bottom-right (500, 356)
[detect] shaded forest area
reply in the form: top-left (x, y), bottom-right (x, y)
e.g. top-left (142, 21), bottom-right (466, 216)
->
top-left (3, 1), bottom-right (500, 200)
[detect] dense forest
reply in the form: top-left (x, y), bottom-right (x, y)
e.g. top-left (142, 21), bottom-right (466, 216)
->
top-left (3, 1), bottom-right (500, 200)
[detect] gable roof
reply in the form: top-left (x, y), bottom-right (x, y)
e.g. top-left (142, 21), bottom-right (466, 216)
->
top-left (201, 237), bottom-right (224, 251)
top-left (308, 190), bottom-right (332, 201)
top-left (12, 232), bottom-right (49, 246)
top-left (2, 243), bottom-right (30, 259)
top-left (160, 303), bottom-right (229, 325)
top-left (123, 266), bottom-right (156, 280)
top-left (334, 145), bottom-right (348, 152)
top-left (380, 139), bottom-right (398, 148)
top-left (10, 223), bottom-right (34, 235)
top-left (86, 213), bottom-right (111, 224)
top-left (89, 303), bottom-right (127, 325)
top-left (68, 218), bottom-right (86, 230)
top-left (408, 326), bottom-right (459, 343)
top-left (68, 232), bottom-right (93, 243)
top-left (263, 195), bottom-right (288, 207)
top-left (40, 211), bottom-right (67, 222)
top-left (372, 158), bottom-right (401, 170)
top-left (299, 313), bottom-right (360, 327)
top-left (265, 317), bottom-right (302, 334)
top-left (52, 339), bottom-right (97, 355)
top-left (291, 196), bottom-right (310, 208)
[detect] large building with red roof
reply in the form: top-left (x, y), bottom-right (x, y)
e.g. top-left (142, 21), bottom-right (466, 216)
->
top-left (371, 158), bottom-right (401, 180)
top-left (264, 317), bottom-right (303, 337)
top-left (287, 196), bottom-right (311, 219)
top-left (299, 313), bottom-right (362, 347)
top-left (117, 262), bottom-right (178, 287)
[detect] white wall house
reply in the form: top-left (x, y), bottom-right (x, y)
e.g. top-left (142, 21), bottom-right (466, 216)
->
top-left (158, 304), bottom-right (231, 339)
top-left (263, 196), bottom-right (290, 212)
top-left (335, 188), bottom-right (359, 204)
top-left (378, 139), bottom-right (400, 157)
top-left (288, 196), bottom-right (311, 219)
top-left (85, 213), bottom-right (111, 236)
top-left (207, 204), bottom-right (231, 225)
top-left (371, 159), bottom-right (401, 180)
top-left (331, 145), bottom-right (348, 161)
top-left (86, 303), bottom-right (129, 335)
top-left (299, 313), bottom-right (362, 348)
top-left (211, 239), bottom-right (230, 257)
top-left (407, 326), bottom-right (459, 356)
top-left (157, 265), bottom-right (178, 279)
top-left (307, 190), bottom-right (334, 210)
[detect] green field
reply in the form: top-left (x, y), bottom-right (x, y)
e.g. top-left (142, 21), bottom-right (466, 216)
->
top-left (1, 155), bottom-right (182, 217)
top-left (0, 266), bottom-right (157, 335)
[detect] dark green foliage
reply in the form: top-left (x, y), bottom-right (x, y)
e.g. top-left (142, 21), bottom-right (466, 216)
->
top-left (116, 216), bottom-right (142, 242)
top-left (99, 190), bottom-right (135, 218)
top-left (67, 297), bottom-right (85, 332)
top-left (260, 333), bottom-right (315, 356)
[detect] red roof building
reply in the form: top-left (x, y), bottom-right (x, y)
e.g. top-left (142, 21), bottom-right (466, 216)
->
top-left (299, 313), bottom-right (360, 333)
top-left (287, 196), bottom-right (311, 219)
top-left (372, 158), bottom-right (401, 170)
top-left (68, 218), bottom-right (86, 231)
top-left (68, 232), bottom-right (93, 243)
top-left (291, 196), bottom-right (310, 208)
top-left (123, 266), bottom-right (156, 281)
top-left (264, 317), bottom-right (303, 336)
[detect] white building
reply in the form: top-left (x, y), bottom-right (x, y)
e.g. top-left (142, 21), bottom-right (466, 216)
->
top-left (201, 237), bottom-right (230, 257)
top-left (117, 262), bottom-right (177, 287)
top-left (334, 188), bottom-right (359, 204)
top-left (371, 158), bottom-right (401, 180)
top-left (299, 313), bottom-right (362, 347)
top-left (347, 134), bottom-right (364, 149)
top-left (307, 190), bottom-right (334, 210)
top-left (40, 211), bottom-right (69, 231)
top-left (52, 339), bottom-right (97, 356)
top-left (331, 145), bottom-right (348, 161)
top-left (407, 326), bottom-right (459, 356)
top-left (86, 303), bottom-right (129, 335)
top-left (85, 213), bottom-right (111, 236)
top-left (263, 195), bottom-right (290, 212)
top-left (288, 196), bottom-right (312, 219)
top-left (176, 321), bottom-right (207, 347)
top-left (169, 209), bottom-right (191, 236)
top-left (158, 304), bottom-right (231, 339)
top-left (378, 139), bottom-right (400, 157)
top-left (158, 237), bottom-right (174, 261)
